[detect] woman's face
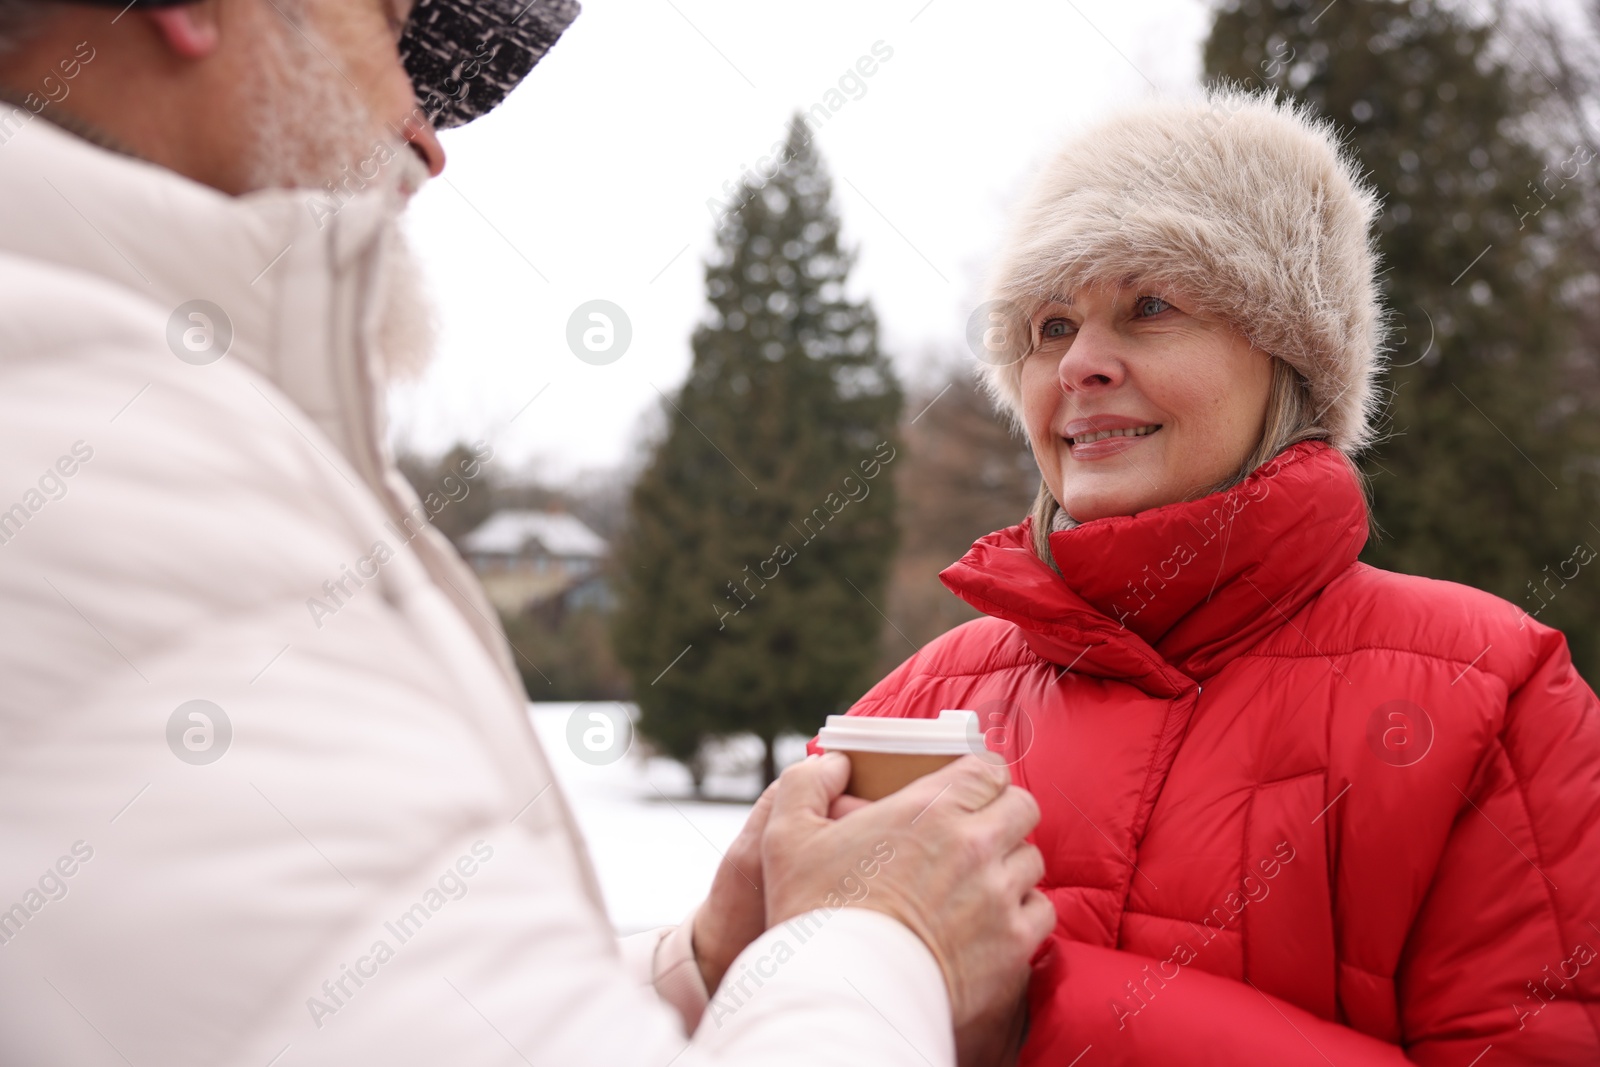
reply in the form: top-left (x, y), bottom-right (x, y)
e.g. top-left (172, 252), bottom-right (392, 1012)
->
top-left (1019, 279), bottom-right (1275, 524)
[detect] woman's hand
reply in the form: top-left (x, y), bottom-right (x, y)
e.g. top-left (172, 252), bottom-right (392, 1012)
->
top-left (690, 780), bottom-right (778, 993)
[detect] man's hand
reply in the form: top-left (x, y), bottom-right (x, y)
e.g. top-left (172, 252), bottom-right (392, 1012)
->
top-left (689, 780), bottom-right (778, 993)
top-left (762, 752), bottom-right (1055, 1029)
top-left (686, 770), bottom-right (900, 993)
top-left (956, 991), bottom-right (1028, 1067)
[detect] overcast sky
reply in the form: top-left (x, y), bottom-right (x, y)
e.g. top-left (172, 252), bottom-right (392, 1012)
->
top-left (386, 0), bottom-right (1226, 481)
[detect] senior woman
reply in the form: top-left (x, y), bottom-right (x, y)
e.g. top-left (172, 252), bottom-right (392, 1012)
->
top-left (827, 87), bottom-right (1600, 1065)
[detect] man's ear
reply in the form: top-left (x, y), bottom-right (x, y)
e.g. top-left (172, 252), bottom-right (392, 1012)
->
top-left (145, 1), bottom-right (222, 59)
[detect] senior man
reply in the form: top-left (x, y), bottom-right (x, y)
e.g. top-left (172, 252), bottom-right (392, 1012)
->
top-left (0, 1), bottom-right (1053, 1064)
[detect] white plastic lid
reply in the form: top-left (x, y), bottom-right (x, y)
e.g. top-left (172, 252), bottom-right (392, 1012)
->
top-left (816, 709), bottom-right (985, 756)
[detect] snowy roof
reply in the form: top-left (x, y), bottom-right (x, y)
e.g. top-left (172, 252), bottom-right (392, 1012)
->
top-left (460, 510), bottom-right (608, 559)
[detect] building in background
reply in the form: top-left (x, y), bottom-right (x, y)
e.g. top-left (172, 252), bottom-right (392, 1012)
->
top-left (461, 510), bottom-right (611, 617)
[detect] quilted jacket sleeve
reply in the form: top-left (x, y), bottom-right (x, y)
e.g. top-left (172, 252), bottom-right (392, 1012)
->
top-left (1394, 623), bottom-right (1600, 1063)
top-left (616, 912), bottom-right (713, 1032)
top-left (1023, 940), bottom-right (1415, 1065)
top-left (1021, 625), bottom-right (1600, 1066)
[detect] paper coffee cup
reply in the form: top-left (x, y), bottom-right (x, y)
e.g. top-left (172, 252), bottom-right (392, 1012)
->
top-left (816, 710), bottom-right (988, 800)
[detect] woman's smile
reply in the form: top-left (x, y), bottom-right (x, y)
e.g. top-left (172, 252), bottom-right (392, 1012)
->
top-left (1063, 419), bottom-right (1164, 460)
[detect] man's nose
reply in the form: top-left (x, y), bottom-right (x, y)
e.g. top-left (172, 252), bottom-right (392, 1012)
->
top-left (406, 118), bottom-right (447, 176)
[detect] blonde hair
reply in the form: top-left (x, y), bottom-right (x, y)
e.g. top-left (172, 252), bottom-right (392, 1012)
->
top-left (1027, 356), bottom-right (1374, 564)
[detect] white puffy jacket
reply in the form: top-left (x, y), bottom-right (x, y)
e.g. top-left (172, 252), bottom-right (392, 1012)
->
top-left (0, 107), bottom-right (953, 1067)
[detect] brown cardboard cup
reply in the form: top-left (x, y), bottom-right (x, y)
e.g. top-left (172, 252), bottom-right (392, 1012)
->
top-left (816, 710), bottom-right (986, 800)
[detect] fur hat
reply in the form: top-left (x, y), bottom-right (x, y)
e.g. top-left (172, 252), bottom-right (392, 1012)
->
top-left (979, 84), bottom-right (1391, 456)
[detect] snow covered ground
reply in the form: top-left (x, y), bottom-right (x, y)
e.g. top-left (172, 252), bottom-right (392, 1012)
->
top-left (527, 703), bottom-right (810, 935)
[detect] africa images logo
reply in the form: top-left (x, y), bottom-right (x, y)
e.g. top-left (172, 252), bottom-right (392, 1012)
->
top-left (1365, 700), bottom-right (1433, 768)
top-left (166, 700), bottom-right (231, 765)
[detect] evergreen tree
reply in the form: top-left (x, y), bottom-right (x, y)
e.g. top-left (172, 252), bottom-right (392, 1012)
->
top-left (1204, 0), bottom-right (1600, 681)
top-left (612, 115), bottom-right (903, 791)
top-left (877, 368), bottom-right (1039, 680)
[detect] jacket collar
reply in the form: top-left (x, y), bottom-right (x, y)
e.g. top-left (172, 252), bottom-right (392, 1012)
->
top-left (0, 104), bottom-right (402, 492)
top-left (939, 441), bottom-right (1369, 693)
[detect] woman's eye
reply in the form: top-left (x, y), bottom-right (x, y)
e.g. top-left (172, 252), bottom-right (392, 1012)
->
top-left (1040, 318), bottom-right (1073, 340)
top-left (1136, 296), bottom-right (1172, 317)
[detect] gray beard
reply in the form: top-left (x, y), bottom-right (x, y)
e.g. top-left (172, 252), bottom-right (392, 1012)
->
top-left (242, 3), bottom-right (376, 192)
top-left (241, 9), bottom-right (439, 384)
top-left (374, 225), bottom-right (439, 385)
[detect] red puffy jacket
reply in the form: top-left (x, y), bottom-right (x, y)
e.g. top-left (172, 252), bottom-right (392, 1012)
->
top-left (826, 440), bottom-right (1600, 1064)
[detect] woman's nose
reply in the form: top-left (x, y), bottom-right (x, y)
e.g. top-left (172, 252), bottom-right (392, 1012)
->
top-left (1055, 321), bottom-right (1126, 393)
